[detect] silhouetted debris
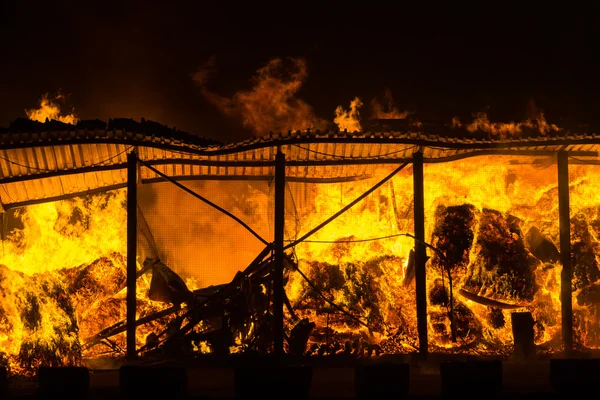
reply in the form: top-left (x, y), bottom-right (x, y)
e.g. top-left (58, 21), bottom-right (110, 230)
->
top-left (429, 278), bottom-right (449, 306)
top-left (402, 249), bottom-right (415, 286)
top-left (430, 204), bottom-right (477, 274)
top-left (463, 208), bottom-right (539, 302)
top-left (571, 212), bottom-right (600, 291)
top-left (487, 307), bottom-right (505, 329)
top-left (289, 318), bottom-right (316, 355)
top-left (76, 119), bottom-right (107, 130)
top-left (430, 301), bottom-right (481, 344)
top-left (511, 312), bottom-right (535, 360)
top-left (147, 258), bottom-right (194, 306)
top-left (525, 226), bottom-right (560, 263)
top-left (7, 117), bottom-right (48, 132)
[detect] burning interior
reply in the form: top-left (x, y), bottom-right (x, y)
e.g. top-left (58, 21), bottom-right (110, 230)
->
top-left (1, 118), bottom-right (599, 375)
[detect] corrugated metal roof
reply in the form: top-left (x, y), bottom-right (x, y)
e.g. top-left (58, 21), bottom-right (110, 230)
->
top-left (1, 125), bottom-right (600, 209)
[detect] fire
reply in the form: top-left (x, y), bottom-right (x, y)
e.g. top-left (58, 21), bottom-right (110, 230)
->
top-left (194, 58), bottom-right (411, 135)
top-left (0, 152), bottom-right (598, 369)
top-left (334, 97), bottom-right (363, 132)
top-left (193, 57), bottom-right (328, 135)
top-left (453, 111), bottom-right (560, 138)
top-left (0, 190), bottom-right (171, 374)
top-left (286, 155), bottom-right (600, 355)
top-left (370, 89), bottom-right (410, 120)
top-left (25, 93), bottom-right (78, 125)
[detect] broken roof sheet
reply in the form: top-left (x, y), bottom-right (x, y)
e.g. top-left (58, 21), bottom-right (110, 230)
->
top-left (1, 118), bottom-right (599, 208)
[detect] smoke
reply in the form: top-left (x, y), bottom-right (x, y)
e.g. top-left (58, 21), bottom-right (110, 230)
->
top-left (370, 88), bottom-right (410, 120)
top-left (193, 57), bottom-right (329, 136)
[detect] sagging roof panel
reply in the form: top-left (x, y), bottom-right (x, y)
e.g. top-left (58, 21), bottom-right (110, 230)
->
top-left (1, 118), bottom-right (600, 208)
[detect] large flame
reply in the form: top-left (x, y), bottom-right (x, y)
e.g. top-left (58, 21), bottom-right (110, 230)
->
top-left (194, 58), bottom-right (410, 136)
top-left (334, 97), bottom-right (363, 132)
top-left (0, 191), bottom-right (173, 374)
top-left (26, 93), bottom-right (78, 125)
top-left (287, 156), bottom-right (600, 355)
top-left (453, 111), bottom-right (560, 138)
top-left (1, 154), bottom-right (599, 370)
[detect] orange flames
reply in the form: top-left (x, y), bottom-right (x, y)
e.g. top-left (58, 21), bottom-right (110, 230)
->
top-left (194, 57), bottom-right (411, 135)
top-left (334, 97), bottom-right (363, 132)
top-left (370, 88), bottom-right (410, 120)
top-left (453, 111), bottom-right (560, 138)
top-left (2, 70), bottom-right (591, 373)
top-left (0, 191), bottom-right (178, 374)
top-left (25, 93), bottom-right (78, 125)
top-left (286, 157), bottom-right (600, 355)
top-left (193, 57), bottom-right (329, 135)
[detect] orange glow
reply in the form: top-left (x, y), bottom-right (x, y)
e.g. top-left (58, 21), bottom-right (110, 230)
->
top-left (334, 97), bottom-right (363, 132)
top-left (286, 156), bottom-right (600, 355)
top-left (26, 93), bottom-right (78, 125)
top-left (194, 57), bottom-right (329, 135)
top-left (370, 89), bottom-right (410, 120)
top-left (2, 154), bottom-right (600, 373)
top-left (453, 112), bottom-right (560, 138)
top-left (0, 191), bottom-right (172, 375)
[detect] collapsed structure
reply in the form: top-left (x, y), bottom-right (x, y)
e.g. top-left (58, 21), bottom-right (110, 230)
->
top-left (1, 117), bottom-right (600, 373)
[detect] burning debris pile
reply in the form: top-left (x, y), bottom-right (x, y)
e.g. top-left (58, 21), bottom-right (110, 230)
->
top-left (288, 190), bottom-right (600, 356)
top-left (0, 189), bottom-right (300, 375)
top-left (4, 154), bottom-right (600, 375)
top-left (0, 264), bottom-right (81, 372)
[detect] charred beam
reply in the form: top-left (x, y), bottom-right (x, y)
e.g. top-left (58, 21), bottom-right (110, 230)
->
top-left (126, 151), bottom-right (138, 360)
top-left (413, 151), bottom-right (428, 355)
top-left (558, 150), bottom-right (573, 354)
top-left (458, 289), bottom-right (526, 309)
top-left (273, 149), bottom-right (286, 356)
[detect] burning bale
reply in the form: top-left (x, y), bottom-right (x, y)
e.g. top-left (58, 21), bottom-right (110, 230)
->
top-left (430, 204), bottom-right (477, 275)
top-left (570, 212), bottom-right (600, 347)
top-left (427, 204), bottom-right (543, 349)
top-left (0, 264), bottom-right (81, 374)
top-left (462, 209), bottom-right (539, 303)
top-left (292, 255), bottom-right (405, 335)
top-left (570, 213), bottom-right (600, 292)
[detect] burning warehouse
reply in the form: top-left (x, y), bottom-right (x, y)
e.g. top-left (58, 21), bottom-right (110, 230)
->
top-left (0, 114), bottom-right (599, 379)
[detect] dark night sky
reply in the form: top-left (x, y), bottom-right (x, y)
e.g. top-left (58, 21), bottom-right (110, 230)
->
top-left (1, 2), bottom-right (599, 142)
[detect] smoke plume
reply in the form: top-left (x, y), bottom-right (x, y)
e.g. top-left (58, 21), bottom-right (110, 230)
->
top-left (193, 57), bottom-right (329, 136)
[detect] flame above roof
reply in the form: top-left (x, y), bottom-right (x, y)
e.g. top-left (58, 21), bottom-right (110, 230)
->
top-left (1, 117), bottom-right (599, 209)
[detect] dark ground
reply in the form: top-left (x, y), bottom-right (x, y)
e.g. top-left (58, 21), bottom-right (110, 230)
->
top-left (4, 355), bottom-right (563, 399)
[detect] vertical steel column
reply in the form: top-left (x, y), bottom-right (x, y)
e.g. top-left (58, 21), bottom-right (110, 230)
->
top-left (413, 151), bottom-right (428, 355)
top-left (126, 151), bottom-right (138, 360)
top-left (558, 150), bottom-right (573, 354)
top-left (273, 148), bottom-right (286, 356)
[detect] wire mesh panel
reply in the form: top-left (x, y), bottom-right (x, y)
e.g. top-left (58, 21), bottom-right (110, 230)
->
top-left (137, 180), bottom-right (272, 288)
top-left (285, 165), bottom-right (417, 355)
top-left (423, 155), bottom-right (561, 355)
